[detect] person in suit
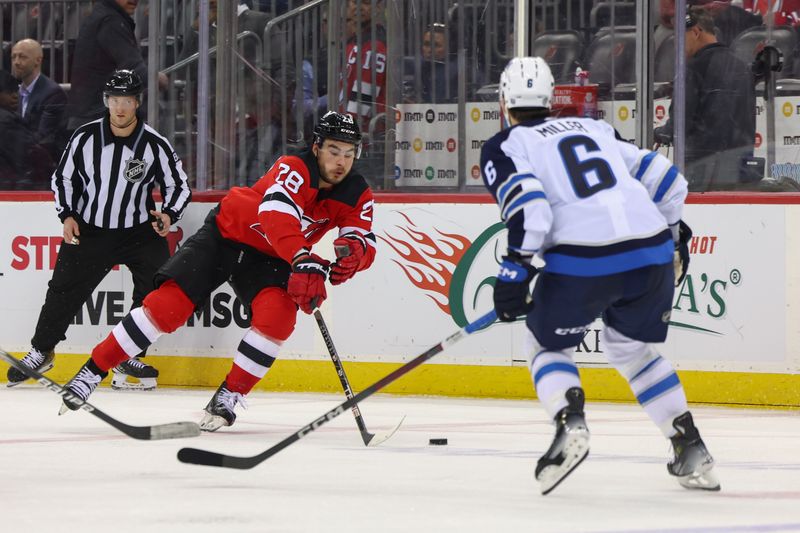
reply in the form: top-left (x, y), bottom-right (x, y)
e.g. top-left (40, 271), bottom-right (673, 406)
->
top-left (0, 69), bottom-right (52, 190)
top-left (11, 39), bottom-right (68, 162)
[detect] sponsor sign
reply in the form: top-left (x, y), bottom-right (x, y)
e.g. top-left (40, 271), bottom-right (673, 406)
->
top-left (395, 104), bottom-right (459, 187)
top-left (0, 201), bottom-right (792, 373)
top-left (395, 103), bottom-right (500, 188)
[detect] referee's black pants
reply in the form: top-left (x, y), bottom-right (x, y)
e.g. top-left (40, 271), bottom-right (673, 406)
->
top-left (31, 219), bottom-right (169, 355)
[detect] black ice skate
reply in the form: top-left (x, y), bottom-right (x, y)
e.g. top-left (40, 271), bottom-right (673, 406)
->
top-left (668, 411), bottom-right (720, 491)
top-left (111, 357), bottom-right (159, 391)
top-left (6, 348), bottom-right (54, 387)
top-left (535, 387), bottom-right (590, 495)
top-left (59, 360), bottom-right (108, 414)
top-left (199, 381), bottom-right (247, 432)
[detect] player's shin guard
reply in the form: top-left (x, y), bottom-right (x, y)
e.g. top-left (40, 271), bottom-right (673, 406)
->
top-left (526, 332), bottom-right (582, 420)
top-left (601, 327), bottom-right (688, 437)
top-left (92, 307), bottom-right (163, 372)
top-left (200, 329), bottom-right (280, 432)
top-left (227, 329), bottom-right (279, 394)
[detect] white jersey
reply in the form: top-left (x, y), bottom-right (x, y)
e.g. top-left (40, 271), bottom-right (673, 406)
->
top-left (480, 116), bottom-right (687, 276)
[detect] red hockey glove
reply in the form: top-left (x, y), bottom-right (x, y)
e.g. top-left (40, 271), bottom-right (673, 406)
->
top-left (287, 253), bottom-right (330, 314)
top-left (330, 233), bottom-right (367, 285)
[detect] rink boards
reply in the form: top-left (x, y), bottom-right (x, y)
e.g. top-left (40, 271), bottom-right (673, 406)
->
top-left (1, 194), bottom-right (799, 407)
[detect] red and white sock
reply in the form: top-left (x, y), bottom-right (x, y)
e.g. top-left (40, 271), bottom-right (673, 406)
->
top-left (92, 307), bottom-right (162, 371)
top-left (225, 329), bottom-right (280, 394)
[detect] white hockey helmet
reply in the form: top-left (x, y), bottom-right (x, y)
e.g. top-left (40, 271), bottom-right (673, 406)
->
top-left (499, 57), bottom-right (555, 125)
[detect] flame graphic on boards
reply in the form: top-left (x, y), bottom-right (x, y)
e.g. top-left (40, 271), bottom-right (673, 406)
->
top-left (379, 213), bottom-right (472, 315)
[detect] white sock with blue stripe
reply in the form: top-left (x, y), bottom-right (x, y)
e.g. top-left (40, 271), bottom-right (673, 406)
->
top-left (526, 331), bottom-right (582, 419)
top-left (602, 327), bottom-right (688, 437)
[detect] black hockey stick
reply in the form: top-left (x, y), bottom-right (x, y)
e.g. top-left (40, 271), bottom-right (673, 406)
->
top-left (314, 309), bottom-right (404, 446)
top-left (177, 309), bottom-right (497, 469)
top-left (0, 349), bottom-right (200, 441)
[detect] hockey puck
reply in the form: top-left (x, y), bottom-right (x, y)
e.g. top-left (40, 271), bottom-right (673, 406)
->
top-left (429, 438), bottom-right (448, 446)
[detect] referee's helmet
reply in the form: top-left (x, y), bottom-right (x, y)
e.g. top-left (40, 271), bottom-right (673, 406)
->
top-left (103, 69), bottom-right (144, 105)
top-left (313, 111), bottom-right (363, 159)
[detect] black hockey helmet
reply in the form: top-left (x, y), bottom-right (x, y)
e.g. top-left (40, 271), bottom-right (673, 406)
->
top-left (103, 69), bottom-right (143, 104)
top-left (313, 111), bottom-right (362, 158)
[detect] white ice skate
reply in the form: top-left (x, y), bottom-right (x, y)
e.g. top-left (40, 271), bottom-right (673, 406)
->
top-left (111, 358), bottom-right (159, 391)
top-left (668, 412), bottom-right (721, 491)
top-left (199, 381), bottom-right (247, 432)
top-left (535, 387), bottom-right (590, 495)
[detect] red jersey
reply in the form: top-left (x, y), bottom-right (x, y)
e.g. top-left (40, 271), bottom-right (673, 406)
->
top-left (743, 0), bottom-right (800, 25)
top-left (342, 28), bottom-right (387, 131)
top-left (215, 150), bottom-right (376, 271)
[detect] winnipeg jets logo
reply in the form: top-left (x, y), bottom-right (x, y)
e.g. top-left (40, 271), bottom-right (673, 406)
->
top-left (123, 157), bottom-right (148, 183)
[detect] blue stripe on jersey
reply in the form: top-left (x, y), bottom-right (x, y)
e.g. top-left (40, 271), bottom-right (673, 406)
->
top-left (636, 372), bottom-right (681, 405)
top-left (502, 190), bottom-right (546, 220)
top-left (631, 356), bottom-right (663, 381)
top-left (533, 362), bottom-right (580, 386)
top-left (654, 166), bottom-right (679, 202)
top-left (497, 172), bottom-right (535, 205)
top-left (543, 239), bottom-right (674, 276)
top-left (634, 151), bottom-right (658, 181)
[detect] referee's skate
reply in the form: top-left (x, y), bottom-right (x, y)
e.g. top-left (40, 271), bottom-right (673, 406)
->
top-left (111, 357), bottom-right (159, 391)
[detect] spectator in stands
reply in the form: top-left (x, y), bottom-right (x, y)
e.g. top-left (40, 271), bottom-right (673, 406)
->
top-left (11, 39), bottom-right (68, 162)
top-left (654, 6), bottom-right (757, 191)
top-left (343, 0), bottom-right (386, 133)
top-left (418, 23), bottom-right (459, 103)
top-left (0, 70), bottom-right (52, 190)
top-left (692, 0), bottom-right (762, 45)
top-left (655, 0), bottom-right (676, 52)
top-left (177, 0), bottom-right (219, 64)
top-left (743, 0), bottom-right (800, 27)
top-left (179, 0), bottom-right (295, 184)
top-left (301, 9), bottom-right (330, 125)
top-left (68, 0), bottom-right (167, 130)
top-left (656, 1), bottom-right (763, 51)
top-left (343, 0), bottom-right (387, 185)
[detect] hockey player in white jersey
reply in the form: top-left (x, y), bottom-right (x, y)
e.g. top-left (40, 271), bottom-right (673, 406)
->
top-left (481, 57), bottom-right (719, 495)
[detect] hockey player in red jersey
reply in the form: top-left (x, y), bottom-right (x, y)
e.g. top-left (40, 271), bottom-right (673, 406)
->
top-left (342, 0), bottom-right (386, 132)
top-left (58, 111), bottom-right (377, 431)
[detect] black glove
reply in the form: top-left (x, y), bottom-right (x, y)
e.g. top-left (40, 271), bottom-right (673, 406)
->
top-left (673, 220), bottom-right (692, 286)
top-left (494, 253), bottom-right (538, 322)
top-left (653, 126), bottom-right (673, 146)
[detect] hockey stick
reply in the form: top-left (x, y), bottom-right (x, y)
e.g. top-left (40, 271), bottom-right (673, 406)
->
top-left (314, 309), bottom-right (404, 447)
top-left (0, 349), bottom-right (200, 441)
top-left (177, 309), bottom-right (497, 469)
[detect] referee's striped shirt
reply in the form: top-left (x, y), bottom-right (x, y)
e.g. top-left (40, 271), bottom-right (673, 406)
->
top-left (52, 115), bottom-right (191, 228)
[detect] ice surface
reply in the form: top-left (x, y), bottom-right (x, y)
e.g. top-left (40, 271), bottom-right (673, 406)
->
top-left (2, 386), bottom-right (799, 532)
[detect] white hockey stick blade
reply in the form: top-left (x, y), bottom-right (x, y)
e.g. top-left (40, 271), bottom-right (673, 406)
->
top-left (151, 421), bottom-right (202, 440)
top-left (367, 415), bottom-right (406, 447)
top-left (1, 349), bottom-right (200, 441)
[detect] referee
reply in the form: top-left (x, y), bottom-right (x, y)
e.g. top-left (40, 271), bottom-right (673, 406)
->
top-left (7, 69), bottom-right (191, 390)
